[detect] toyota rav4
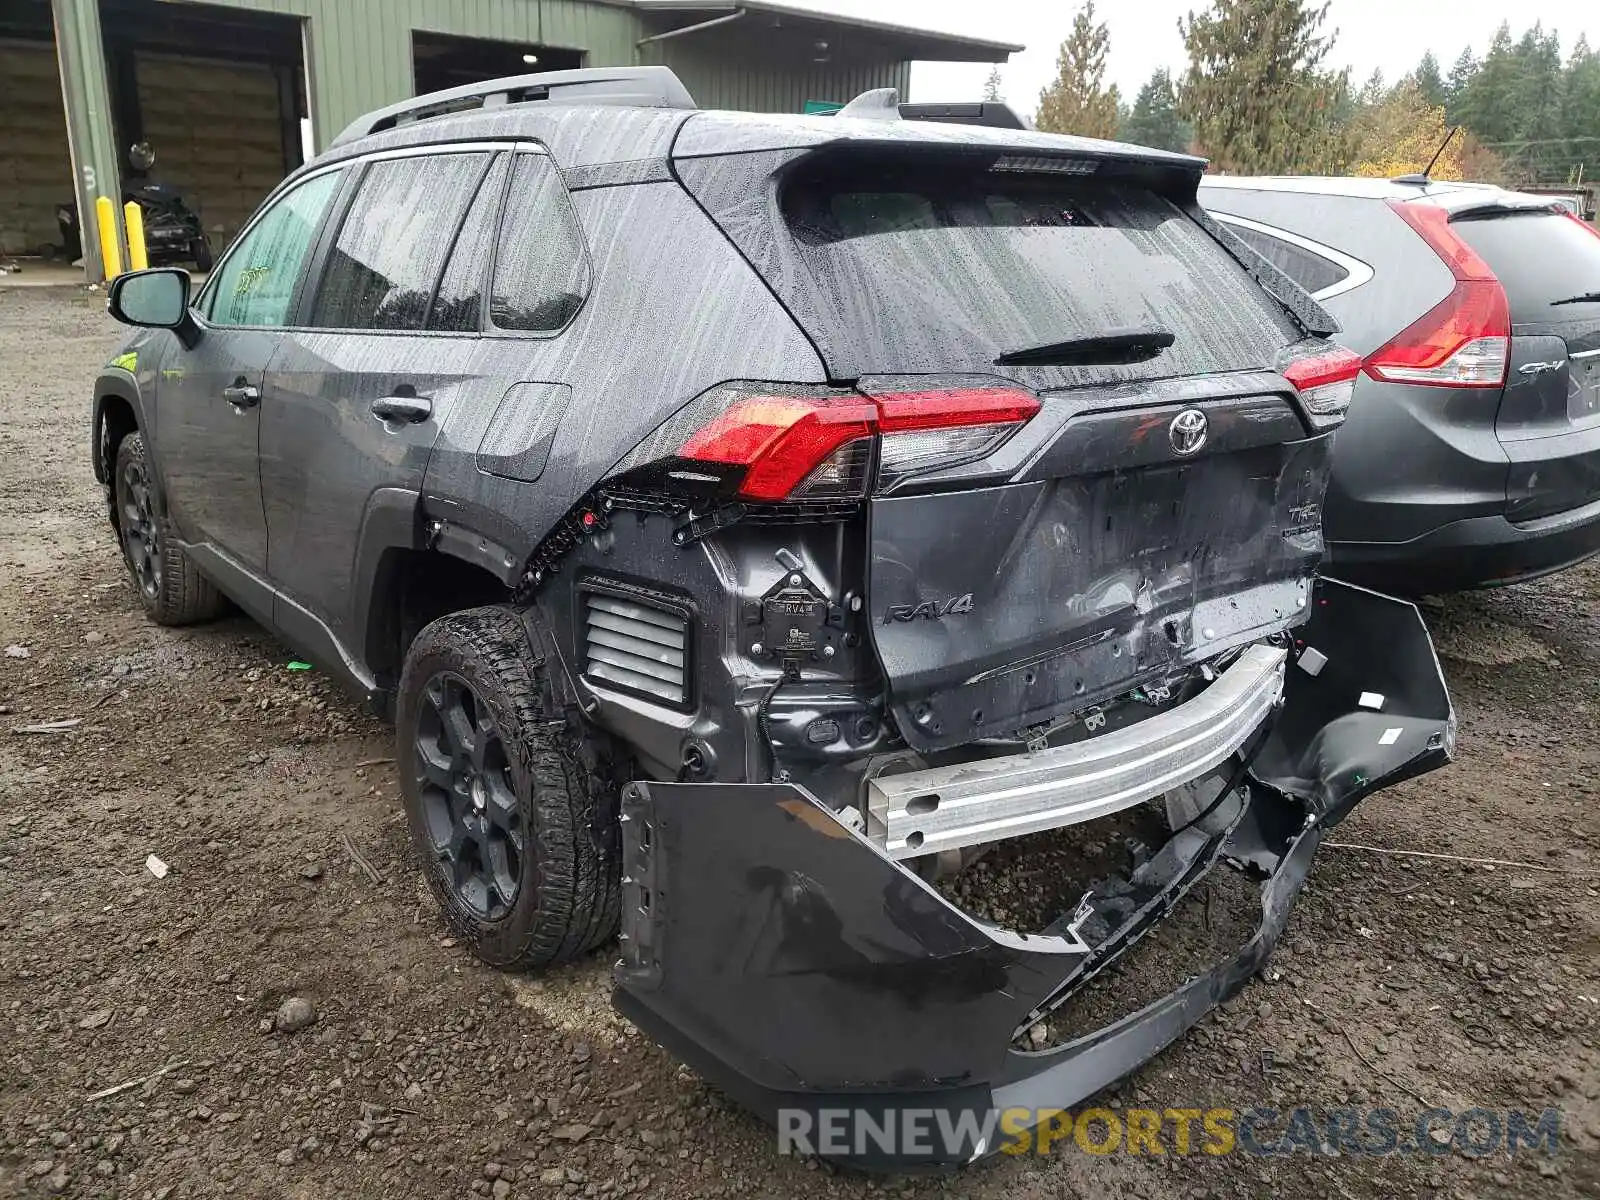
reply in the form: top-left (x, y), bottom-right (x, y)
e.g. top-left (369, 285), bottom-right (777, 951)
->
top-left (92, 67), bottom-right (1453, 1168)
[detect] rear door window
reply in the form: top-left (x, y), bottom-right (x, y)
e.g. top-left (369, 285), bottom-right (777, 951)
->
top-left (1451, 209), bottom-right (1600, 322)
top-left (777, 159), bottom-right (1297, 377)
top-left (429, 154), bottom-right (510, 333)
top-left (310, 151), bottom-right (491, 331)
top-left (490, 153), bottom-right (590, 333)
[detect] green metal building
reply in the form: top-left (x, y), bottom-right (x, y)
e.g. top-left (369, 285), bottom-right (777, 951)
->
top-left (1, 0), bottom-right (1016, 278)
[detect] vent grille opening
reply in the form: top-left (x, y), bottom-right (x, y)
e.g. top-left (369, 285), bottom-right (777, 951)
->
top-left (583, 592), bottom-right (689, 706)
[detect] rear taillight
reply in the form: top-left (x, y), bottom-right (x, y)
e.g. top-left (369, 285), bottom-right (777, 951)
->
top-left (1366, 201), bottom-right (1509, 389)
top-left (672, 383), bottom-right (1040, 501)
top-left (1282, 345), bottom-right (1363, 428)
top-left (677, 392), bottom-right (876, 501)
top-left (873, 386), bottom-right (1040, 486)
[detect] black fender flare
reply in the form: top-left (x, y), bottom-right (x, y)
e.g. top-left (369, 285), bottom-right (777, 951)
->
top-left (92, 372), bottom-right (151, 484)
top-left (351, 487), bottom-right (428, 687)
top-left (92, 371), bottom-right (169, 529)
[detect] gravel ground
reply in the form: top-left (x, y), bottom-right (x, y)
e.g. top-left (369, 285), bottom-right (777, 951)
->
top-left (1, 286), bottom-right (1597, 1199)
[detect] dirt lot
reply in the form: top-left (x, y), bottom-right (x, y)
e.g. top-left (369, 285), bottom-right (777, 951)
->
top-left (1, 286), bottom-right (1597, 1199)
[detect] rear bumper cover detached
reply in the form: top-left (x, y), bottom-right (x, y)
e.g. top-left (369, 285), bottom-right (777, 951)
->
top-left (612, 581), bottom-right (1455, 1169)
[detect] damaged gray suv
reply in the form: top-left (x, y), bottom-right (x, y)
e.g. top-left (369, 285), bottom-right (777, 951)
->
top-left (92, 67), bottom-right (1454, 1167)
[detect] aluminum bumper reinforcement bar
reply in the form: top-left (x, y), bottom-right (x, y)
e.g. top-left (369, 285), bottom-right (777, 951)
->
top-left (865, 643), bottom-right (1288, 858)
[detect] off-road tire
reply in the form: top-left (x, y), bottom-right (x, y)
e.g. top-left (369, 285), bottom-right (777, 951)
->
top-left (396, 605), bottom-right (624, 969)
top-left (113, 432), bottom-right (227, 626)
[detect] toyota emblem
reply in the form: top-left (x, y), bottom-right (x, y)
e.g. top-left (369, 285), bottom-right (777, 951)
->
top-left (1168, 408), bottom-right (1209, 456)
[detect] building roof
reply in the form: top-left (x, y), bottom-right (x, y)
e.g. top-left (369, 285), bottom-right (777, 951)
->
top-left (631, 1), bottom-right (1022, 62)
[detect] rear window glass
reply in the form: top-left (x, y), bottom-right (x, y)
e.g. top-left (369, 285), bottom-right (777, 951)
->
top-left (778, 162), bottom-right (1296, 377)
top-left (490, 154), bottom-right (590, 333)
top-left (1452, 210), bottom-right (1600, 321)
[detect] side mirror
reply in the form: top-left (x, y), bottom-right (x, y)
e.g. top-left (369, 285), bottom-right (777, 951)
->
top-left (108, 268), bottom-right (189, 327)
top-left (107, 268), bottom-right (200, 347)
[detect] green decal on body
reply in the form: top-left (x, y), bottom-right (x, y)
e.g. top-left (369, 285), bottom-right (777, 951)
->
top-left (108, 351), bottom-right (138, 372)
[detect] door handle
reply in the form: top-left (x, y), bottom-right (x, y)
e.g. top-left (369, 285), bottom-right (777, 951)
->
top-left (222, 382), bottom-right (260, 409)
top-left (370, 393), bottom-right (433, 424)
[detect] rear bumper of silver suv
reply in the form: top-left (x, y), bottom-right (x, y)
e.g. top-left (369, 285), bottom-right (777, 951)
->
top-left (865, 644), bottom-right (1288, 859)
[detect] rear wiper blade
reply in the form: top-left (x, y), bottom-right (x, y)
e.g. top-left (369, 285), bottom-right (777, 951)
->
top-left (1551, 292), bottom-right (1600, 306)
top-left (995, 325), bottom-right (1175, 368)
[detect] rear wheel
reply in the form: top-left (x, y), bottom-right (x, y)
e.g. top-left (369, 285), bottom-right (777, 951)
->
top-left (397, 606), bottom-right (624, 968)
top-left (191, 237), bottom-right (213, 273)
top-left (113, 432), bottom-right (227, 625)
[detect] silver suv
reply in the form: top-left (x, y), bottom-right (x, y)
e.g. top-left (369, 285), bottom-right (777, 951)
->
top-left (1202, 175), bottom-right (1600, 592)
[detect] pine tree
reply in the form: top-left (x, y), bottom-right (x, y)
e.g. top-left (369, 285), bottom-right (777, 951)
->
top-left (1036, 1), bottom-right (1121, 138)
top-left (1176, 0), bottom-right (1353, 174)
top-left (1445, 46), bottom-right (1478, 121)
top-left (1562, 37), bottom-right (1600, 186)
top-left (983, 66), bottom-right (1004, 103)
top-left (1459, 22), bottom-right (1567, 184)
top-left (1505, 23), bottom-right (1565, 182)
top-left (1457, 24), bottom-right (1517, 145)
top-left (1413, 52), bottom-right (1446, 109)
top-left (1356, 68), bottom-right (1387, 106)
top-left (1120, 69), bottom-right (1191, 152)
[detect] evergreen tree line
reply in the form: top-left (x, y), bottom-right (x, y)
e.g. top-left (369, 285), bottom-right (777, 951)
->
top-left (1021, 0), bottom-right (1600, 187)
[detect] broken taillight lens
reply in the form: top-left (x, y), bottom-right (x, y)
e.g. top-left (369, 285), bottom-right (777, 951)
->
top-left (1365, 201), bottom-right (1510, 389)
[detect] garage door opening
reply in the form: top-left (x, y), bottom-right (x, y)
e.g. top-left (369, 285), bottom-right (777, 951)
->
top-left (0, 0), bottom-right (72, 259)
top-left (104, 0), bottom-right (307, 258)
top-left (413, 32), bottom-right (584, 95)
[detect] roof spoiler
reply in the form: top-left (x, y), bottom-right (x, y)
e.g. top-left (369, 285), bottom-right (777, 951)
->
top-left (831, 87), bottom-right (1030, 130)
top-left (900, 101), bottom-right (1029, 130)
top-left (331, 66), bottom-right (697, 148)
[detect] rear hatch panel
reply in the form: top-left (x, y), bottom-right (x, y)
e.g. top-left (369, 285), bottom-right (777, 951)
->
top-left (1450, 207), bottom-right (1600, 521)
top-left (674, 135), bottom-right (1332, 747)
top-left (869, 427), bottom-right (1327, 752)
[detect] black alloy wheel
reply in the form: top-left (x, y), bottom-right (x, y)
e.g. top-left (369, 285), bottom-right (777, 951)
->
top-left (413, 671), bottom-right (525, 920)
top-left (117, 450), bottom-right (163, 601)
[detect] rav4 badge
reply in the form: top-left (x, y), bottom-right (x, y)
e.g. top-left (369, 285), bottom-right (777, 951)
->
top-left (882, 594), bottom-right (975, 623)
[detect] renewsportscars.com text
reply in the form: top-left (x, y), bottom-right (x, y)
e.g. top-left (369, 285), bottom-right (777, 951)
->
top-left (777, 1105), bottom-right (1562, 1159)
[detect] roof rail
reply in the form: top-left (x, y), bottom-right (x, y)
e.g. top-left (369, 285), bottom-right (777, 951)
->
top-left (331, 66), bottom-right (697, 148)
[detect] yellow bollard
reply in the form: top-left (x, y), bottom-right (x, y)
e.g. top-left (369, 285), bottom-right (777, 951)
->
top-left (123, 201), bottom-right (148, 272)
top-left (95, 195), bottom-right (123, 281)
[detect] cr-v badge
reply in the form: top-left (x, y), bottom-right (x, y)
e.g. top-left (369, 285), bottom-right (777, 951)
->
top-left (1169, 408), bottom-right (1209, 456)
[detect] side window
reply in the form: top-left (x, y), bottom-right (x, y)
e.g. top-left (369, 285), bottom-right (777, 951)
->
top-left (1223, 222), bottom-right (1351, 296)
top-left (429, 155), bottom-right (510, 333)
top-left (310, 152), bottom-right (491, 330)
top-left (491, 153), bottom-right (590, 332)
top-left (204, 170), bottom-right (342, 328)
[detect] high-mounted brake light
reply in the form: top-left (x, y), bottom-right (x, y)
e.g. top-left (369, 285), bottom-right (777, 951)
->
top-left (1365, 201), bottom-right (1509, 389)
top-left (672, 384), bottom-right (1041, 501)
top-left (1283, 345), bottom-right (1363, 427)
